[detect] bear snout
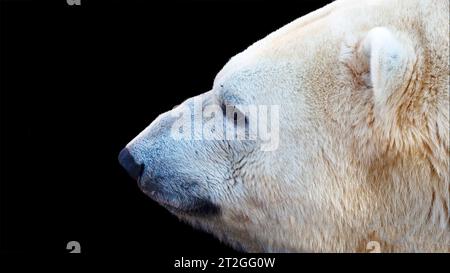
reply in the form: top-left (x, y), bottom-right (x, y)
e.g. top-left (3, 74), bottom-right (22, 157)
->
top-left (118, 142), bottom-right (221, 217)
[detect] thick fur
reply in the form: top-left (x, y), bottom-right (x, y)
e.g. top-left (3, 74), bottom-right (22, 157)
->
top-left (124, 0), bottom-right (449, 252)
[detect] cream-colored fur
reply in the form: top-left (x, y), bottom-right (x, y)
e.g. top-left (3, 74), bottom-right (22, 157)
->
top-left (126, 0), bottom-right (449, 252)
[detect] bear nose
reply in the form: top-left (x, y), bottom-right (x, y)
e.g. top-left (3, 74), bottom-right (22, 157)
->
top-left (118, 148), bottom-right (143, 180)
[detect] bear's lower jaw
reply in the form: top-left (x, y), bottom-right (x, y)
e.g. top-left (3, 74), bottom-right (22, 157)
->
top-left (164, 199), bottom-right (221, 217)
top-left (140, 186), bottom-right (220, 217)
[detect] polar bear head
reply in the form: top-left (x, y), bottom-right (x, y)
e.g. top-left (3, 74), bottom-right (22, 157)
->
top-left (119, 0), bottom-right (449, 252)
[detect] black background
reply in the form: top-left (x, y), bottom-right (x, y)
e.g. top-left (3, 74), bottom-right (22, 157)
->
top-left (1, 0), bottom-right (333, 256)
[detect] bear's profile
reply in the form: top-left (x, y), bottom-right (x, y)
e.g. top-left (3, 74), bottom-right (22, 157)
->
top-left (119, 0), bottom-right (449, 252)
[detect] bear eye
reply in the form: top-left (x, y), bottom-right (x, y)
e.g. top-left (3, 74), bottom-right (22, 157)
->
top-left (221, 103), bottom-right (248, 127)
top-left (220, 102), bottom-right (227, 117)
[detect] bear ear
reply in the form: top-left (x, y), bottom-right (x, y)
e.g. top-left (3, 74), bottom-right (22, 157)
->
top-left (361, 27), bottom-right (416, 107)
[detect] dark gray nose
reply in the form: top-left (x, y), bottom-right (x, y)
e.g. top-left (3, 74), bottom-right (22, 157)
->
top-left (118, 148), bottom-right (143, 180)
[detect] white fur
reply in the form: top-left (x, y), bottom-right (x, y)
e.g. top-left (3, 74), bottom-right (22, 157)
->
top-left (126, 0), bottom-right (450, 252)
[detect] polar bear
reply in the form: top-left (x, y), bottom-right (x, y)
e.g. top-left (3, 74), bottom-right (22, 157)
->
top-left (119, 0), bottom-right (449, 252)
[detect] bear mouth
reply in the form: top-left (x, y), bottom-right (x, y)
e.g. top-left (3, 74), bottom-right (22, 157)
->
top-left (138, 177), bottom-right (220, 217)
top-left (161, 198), bottom-right (220, 216)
